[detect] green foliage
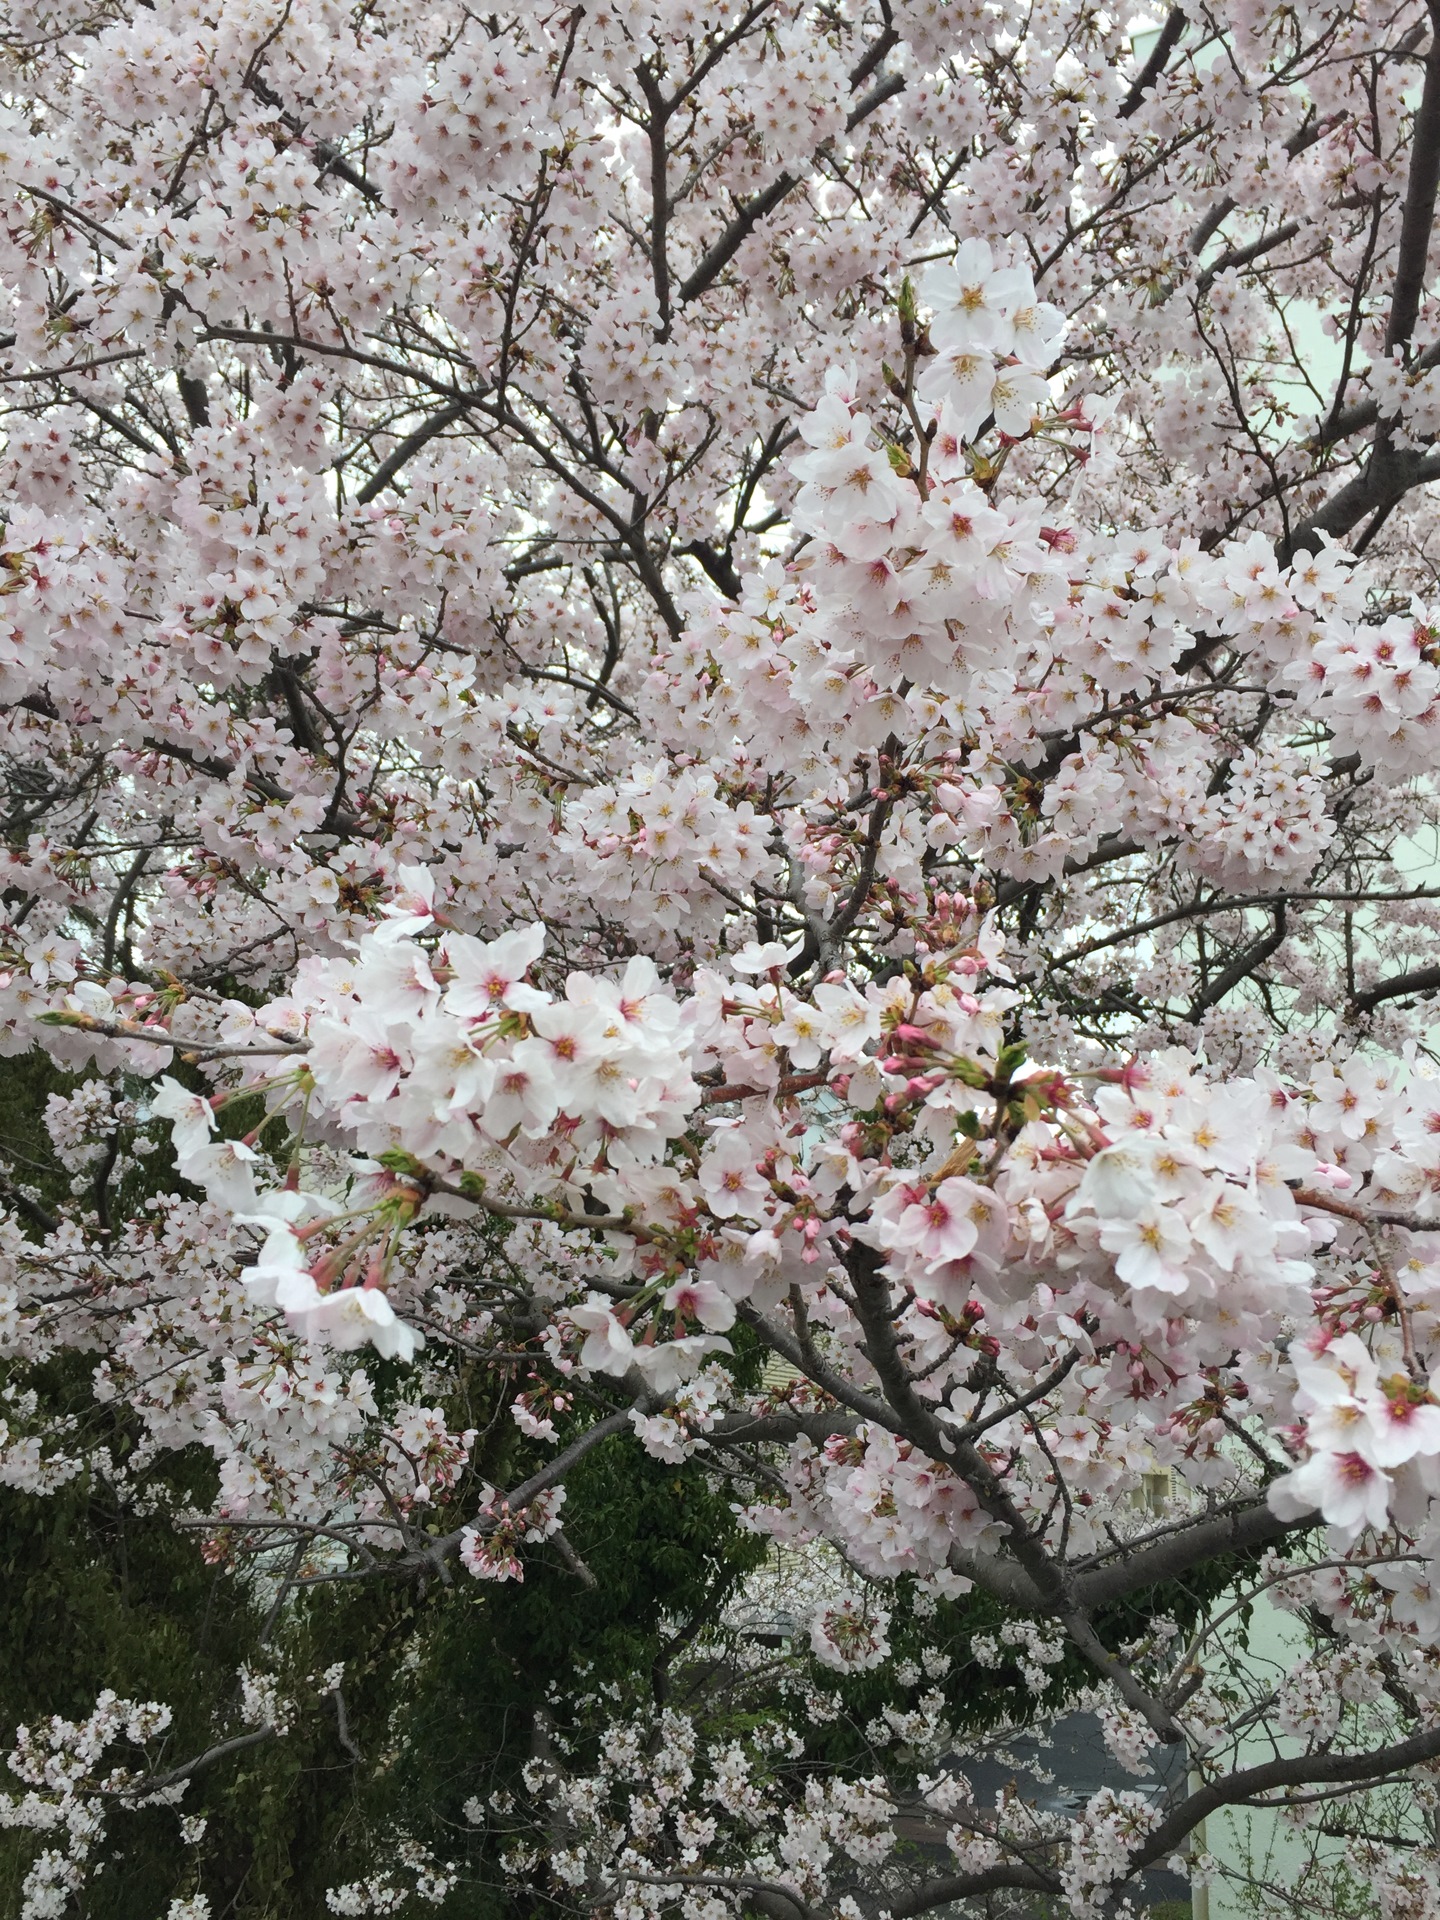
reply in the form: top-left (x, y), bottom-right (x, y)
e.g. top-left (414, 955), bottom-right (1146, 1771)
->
top-left (0, 1044), bottom-right (84, 1221)
top-left (354, 1437), bottom-right (770, 1916)
top-left (0, 1417), bottom-right (260, 1916)
top-left (0, 1035), bottom-right (772, 1915)
top-left (0, 1394), bottom-right (769, 1917)
top-left (0, 1042), bottom-right (204, 1230)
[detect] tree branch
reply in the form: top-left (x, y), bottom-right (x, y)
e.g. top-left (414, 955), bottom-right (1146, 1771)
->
top-left (1386, 2), bottom-right (1440, 354)
top-left (1351, 962), bottom-right (1440, 1015)
top-left (1117, 8), bottom-right (1187, 119)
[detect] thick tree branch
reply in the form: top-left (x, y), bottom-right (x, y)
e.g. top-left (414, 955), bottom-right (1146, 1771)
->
top-left (1117, 8), bottom-right (1187, 119)
top-left (1135, 1721), bottom-right (1440, 1870)
top-left (1386, 3), bottom-right (1440, 354)
top-left (353, 399), bottom-right (469, 504)
top-left (1351, 962), bottom-right (1440, 1014)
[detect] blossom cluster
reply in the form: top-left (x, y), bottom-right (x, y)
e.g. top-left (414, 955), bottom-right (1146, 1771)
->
top-left (6, 0), bottom-right (1440, 1908)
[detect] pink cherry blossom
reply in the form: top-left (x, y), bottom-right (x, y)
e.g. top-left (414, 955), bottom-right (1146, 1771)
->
top-left (661, 1275), bottom-right (737, 1333)
top-left (1098, 1205), bottom-right (1193, 1295)
top-left (697, 1133), bottom-right (771, 1220)
top-left (872, 1177), bottom-right (1000, 1273)
top-left (443, 926), bottom-right (550, 1020)
top-left (1270, 1449), bottom-right (1395, 1538)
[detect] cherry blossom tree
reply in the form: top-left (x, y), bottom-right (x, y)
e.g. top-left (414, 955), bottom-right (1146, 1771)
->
top-left (12, 0), bottom-right (1440, 1911)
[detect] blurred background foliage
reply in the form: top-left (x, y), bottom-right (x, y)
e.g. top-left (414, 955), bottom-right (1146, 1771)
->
top-left (0, 1049), bottom-right (765, 1916)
